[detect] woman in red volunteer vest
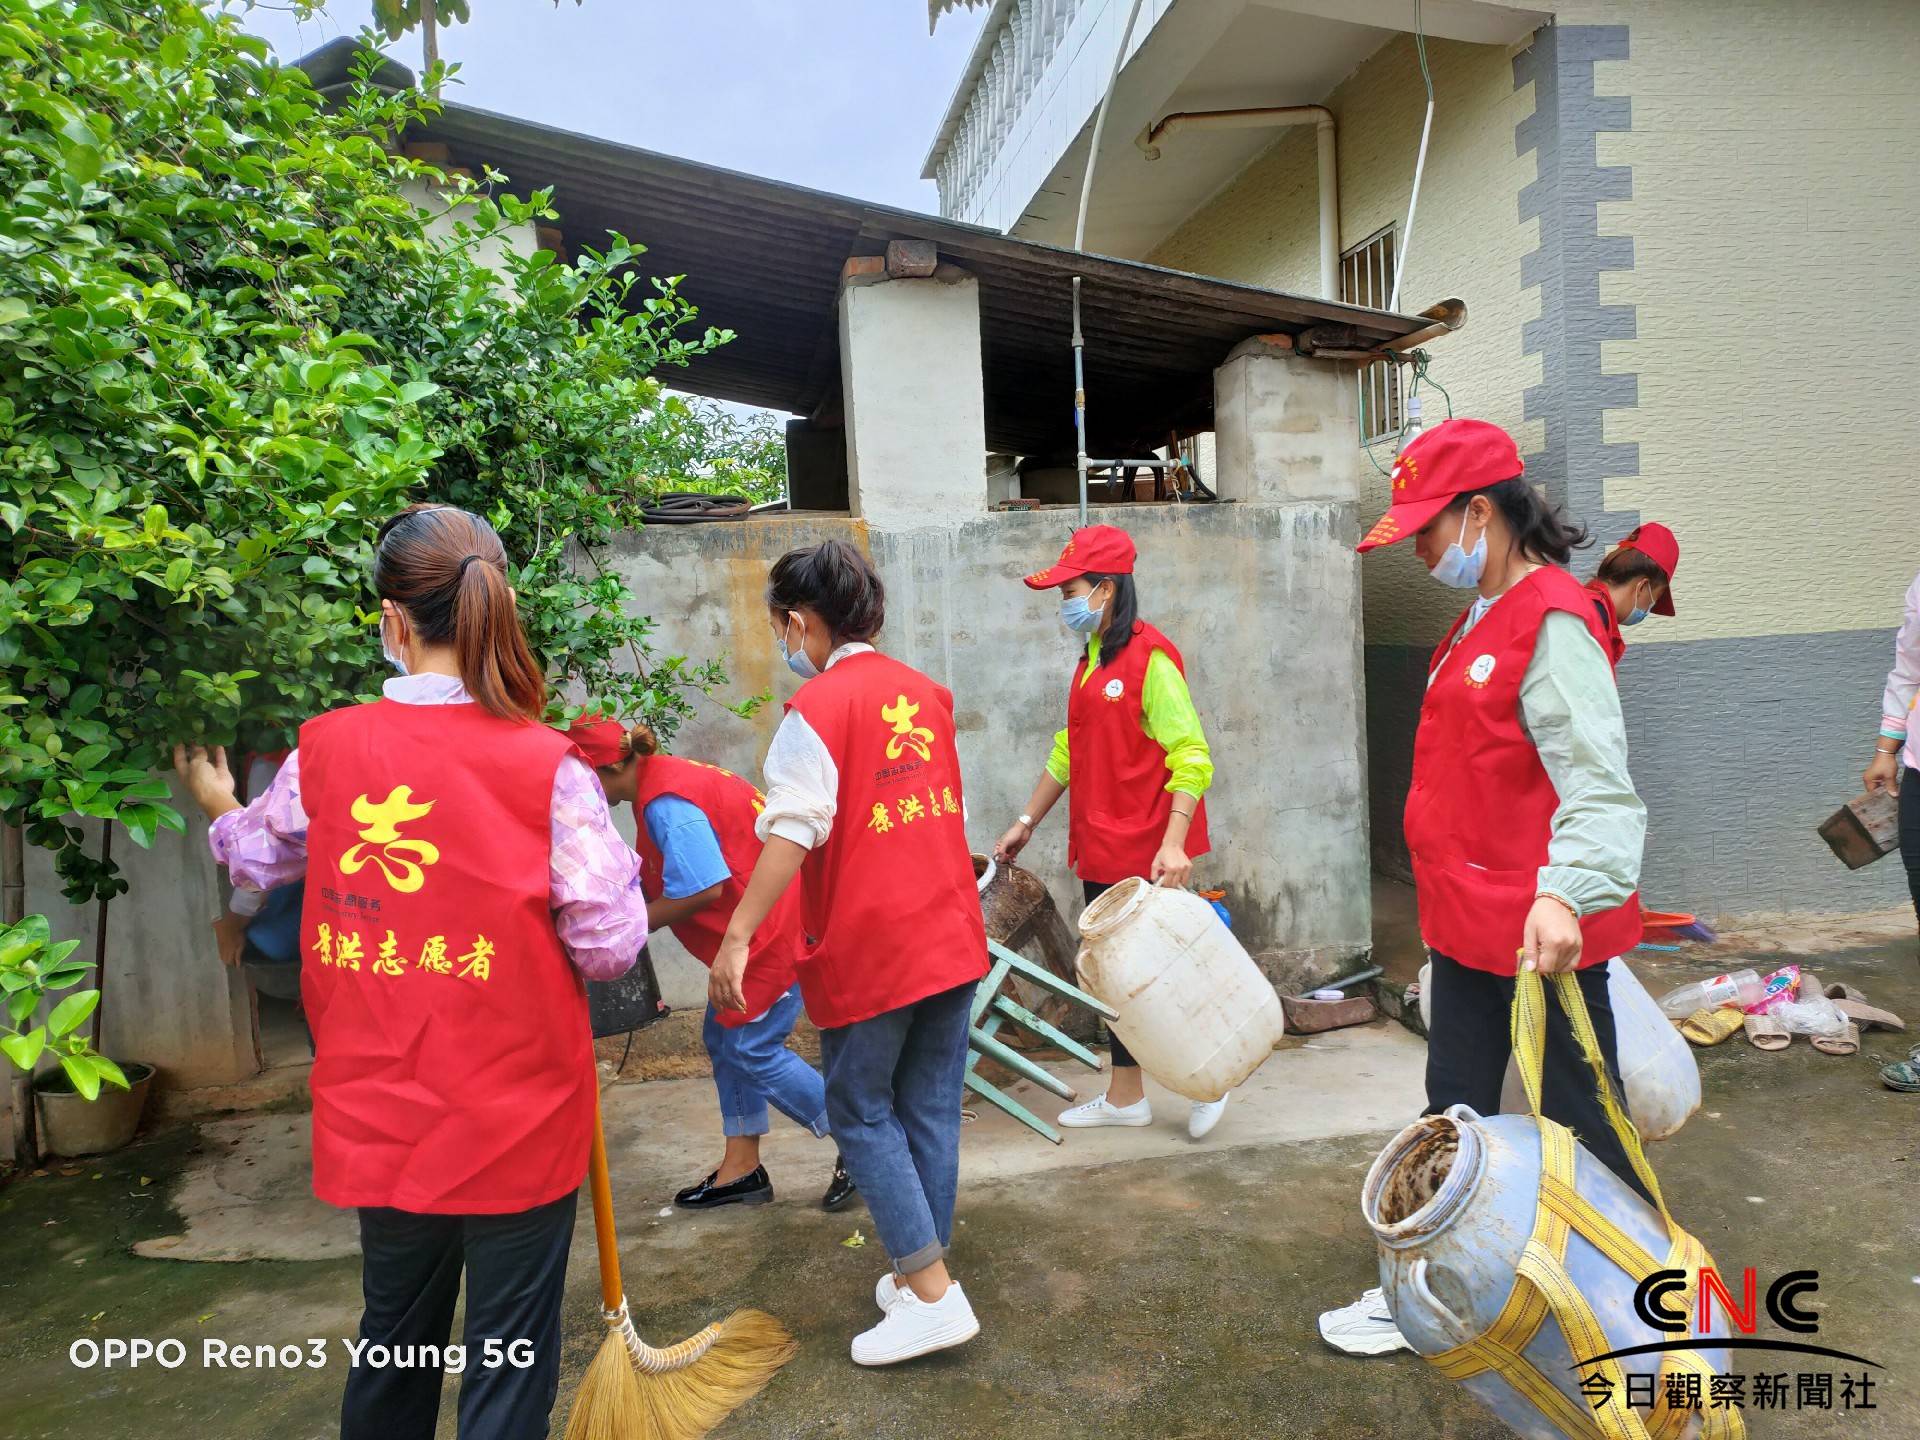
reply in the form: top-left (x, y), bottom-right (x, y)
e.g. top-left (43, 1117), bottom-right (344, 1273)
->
top-left (174, 504), bottom-right (649, 1440)
top-left (563, 715), bottom-right (856, 1214)
top-left (1582, 522), bottom-right (1681, 670)
top-left (1317, 419), bottom-right (1653, 1359)
top-left (708, 540), bottom-right (989, 1368)
top-left (992, 524), bottom-right (1226, 1139)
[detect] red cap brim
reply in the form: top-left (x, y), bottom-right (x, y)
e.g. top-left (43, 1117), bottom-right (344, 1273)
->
top-left (1654, 588), bottom-right (1676, 617)
top-left (1022, 562), bottom-right (1085, 590)
top-left (1355, 494), bottom-right (1453, 553)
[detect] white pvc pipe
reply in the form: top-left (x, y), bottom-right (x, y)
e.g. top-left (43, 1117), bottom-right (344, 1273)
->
top-left (1071, 0), bottom-right (1150, 524)
top-left (1139, 106), bottom-right (1340, 302)
top-left (1388, 97), bottom-right (1433, 312)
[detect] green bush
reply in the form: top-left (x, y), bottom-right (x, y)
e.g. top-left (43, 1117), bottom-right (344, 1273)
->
top-left (1, 1), bottom-right (761, 905)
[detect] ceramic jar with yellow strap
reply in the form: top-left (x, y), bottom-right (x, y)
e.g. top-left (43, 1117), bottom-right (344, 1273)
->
top-left (1362, 969), bottom-right (1745, 1440)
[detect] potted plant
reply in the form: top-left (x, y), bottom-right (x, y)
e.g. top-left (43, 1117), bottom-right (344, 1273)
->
top-left (0, 913), bottom-right (148, 1157)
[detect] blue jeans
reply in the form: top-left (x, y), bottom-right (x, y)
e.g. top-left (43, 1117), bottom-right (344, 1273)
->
top-left (818, 982), bottom-right (973, 1275)
top-left (702, 985), bottom-right (829, 1139)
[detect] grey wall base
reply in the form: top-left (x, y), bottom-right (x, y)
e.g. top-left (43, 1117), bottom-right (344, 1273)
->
top-left (1365, 627), bottom-right (1911, 918)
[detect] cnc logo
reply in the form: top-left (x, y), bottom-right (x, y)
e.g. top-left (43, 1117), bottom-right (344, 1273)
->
top-left (1568, 1267), bottom-right (1883, 1417)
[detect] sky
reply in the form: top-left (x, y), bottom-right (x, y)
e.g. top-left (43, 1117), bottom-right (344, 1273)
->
top-left (240, 1), bottom-right (986, 213)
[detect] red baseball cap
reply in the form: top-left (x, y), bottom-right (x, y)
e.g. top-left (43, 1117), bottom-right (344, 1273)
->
top-left (562, 713), bottom-right (628, 769)
top-left (1355, 419), bottom-right (1525, 553)
top-left (1613, 523), bottom-right (1679, 615)
top-left (1022, 524), bottom-right (1136, 589)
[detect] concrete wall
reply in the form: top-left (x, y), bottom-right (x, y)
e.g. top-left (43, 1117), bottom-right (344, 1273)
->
top-left (601, 499), bottom-right (1374, 1004)
top-left (19, 778), bottom-right (257, 1090)
top-left (1146, 5), bottom-right (1920, 917)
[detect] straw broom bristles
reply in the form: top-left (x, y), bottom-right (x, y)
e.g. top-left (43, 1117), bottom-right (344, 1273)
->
top-left (563, 1299), bottom-right (798, 1440)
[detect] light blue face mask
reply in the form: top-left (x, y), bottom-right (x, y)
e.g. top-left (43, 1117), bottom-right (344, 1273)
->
top-left (1622, 584), bottom-right (1652, 627)
top-left (380, 613), bottom-right (408, 674)
top-left (1429, 509), bottom-right (1487, 590)
top-left (777, 614), bottom-right (819, 680)
top-left (1060, 588), bottom-right (1105, 635)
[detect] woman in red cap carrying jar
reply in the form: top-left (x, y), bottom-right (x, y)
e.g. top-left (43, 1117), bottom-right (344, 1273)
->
top-left (1318, 419), bottom-right (1654, 1358)
top-left (562, 715), bottom-right (856, 1214)
top-left (1582, 522), bottom-right (1681, 669)
top-left (994, 523), bottom-right (1227, 1140)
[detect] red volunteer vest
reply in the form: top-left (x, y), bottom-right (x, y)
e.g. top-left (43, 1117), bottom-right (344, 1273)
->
top-left (1582, 576), bottom-right (1626, 671)
top-left (1065, 621), bottom-right (1211, 885)
top-left (298, 701), bottom-right (592, 1214)
top-left (784, 651), bottom-right (989, 1029)
top-left (1405, 567), bottom-right (1642, 976)
top-left (632, 754), bottom-right (806, 1028)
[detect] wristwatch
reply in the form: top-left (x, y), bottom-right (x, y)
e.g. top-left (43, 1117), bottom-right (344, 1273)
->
top-left (1017, 813), bottom-right (1034, 828)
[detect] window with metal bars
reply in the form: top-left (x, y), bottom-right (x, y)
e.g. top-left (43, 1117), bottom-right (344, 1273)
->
top-left (1341, 227), bottom-right (1404, 445)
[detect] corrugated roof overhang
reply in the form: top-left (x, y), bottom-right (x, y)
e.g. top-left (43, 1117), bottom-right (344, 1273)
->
top-left (410, 102), bottom-right (1439, 458)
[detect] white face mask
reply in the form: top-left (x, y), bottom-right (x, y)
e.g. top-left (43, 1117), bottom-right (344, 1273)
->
top-left (380, 612), bottom-right (408, 674)
top-left (777, 613), bottom-right (819, 680)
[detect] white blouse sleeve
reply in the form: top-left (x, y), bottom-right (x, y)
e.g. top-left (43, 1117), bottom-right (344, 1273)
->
top-left (756, 710), bottom-right (839, 850)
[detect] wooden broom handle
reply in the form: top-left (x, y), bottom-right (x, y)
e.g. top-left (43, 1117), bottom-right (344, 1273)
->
top-left (586, 1097), bottom-right (624, 1311)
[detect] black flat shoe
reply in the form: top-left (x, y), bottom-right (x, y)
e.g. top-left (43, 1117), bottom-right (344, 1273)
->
top-left (820, 1154), bottom-right (859, 1213)
top-left (675, 1165), bottom-right (773, 1210)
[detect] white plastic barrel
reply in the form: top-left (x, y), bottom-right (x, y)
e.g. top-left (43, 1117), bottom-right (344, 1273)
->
top-left (1365, 1105), bottom-right (1732, 1440)
top-left (1416, 958), bottom-right (1700, 1141)
top-left (1075, 878), bottom-right (1284, 1101)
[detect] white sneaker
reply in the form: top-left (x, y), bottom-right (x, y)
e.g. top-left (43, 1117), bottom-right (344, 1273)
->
top-left (851, 1281), bottom-right (980, 1365)
top-left (1057, 1093), bottom-right (1152, 1128)
top-left (875, 1271), bottom-right (902, 1313)
top-left (1187, 1093), bottom-right (1230, 1139)
top-left (1318, 1287), bottom-right (1415, 1356)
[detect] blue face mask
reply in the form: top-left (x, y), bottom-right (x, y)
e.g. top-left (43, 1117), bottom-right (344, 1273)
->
top-left (1621, 583), bottom-right (1652, 627)
top-left (380, 614), bottom-right (408, 674)
top-left (1060, 590), bottom-right (1105, 635)
top-left (1429, 509), bottom-right (1487, 590)
top-left (777, 614), bottom-right (819, 680)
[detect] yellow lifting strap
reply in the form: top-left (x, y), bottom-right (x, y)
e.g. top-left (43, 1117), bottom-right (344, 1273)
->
top-left (1425, 969), bottom-right (1747, 1440)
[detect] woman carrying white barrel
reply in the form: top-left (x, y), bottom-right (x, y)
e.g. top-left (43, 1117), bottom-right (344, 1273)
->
top-left (1319, 418), bottom-right (1652, 1356)
top-left (994, 523), bottom-right (1229, 1140)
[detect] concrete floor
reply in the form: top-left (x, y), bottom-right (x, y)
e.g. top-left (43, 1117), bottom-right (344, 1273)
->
top-left (4, 912), bottom-right (1918, 1438)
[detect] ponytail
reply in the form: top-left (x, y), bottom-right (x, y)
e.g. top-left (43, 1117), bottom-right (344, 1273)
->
top-left (765, 539), bottom-right (886, 643)
top-left (373, 503), bottom-right (547, 723)
top-left (625, 722), bottom-right (659, 759)
top-left (1440, 478), bottom-right (1591, 568)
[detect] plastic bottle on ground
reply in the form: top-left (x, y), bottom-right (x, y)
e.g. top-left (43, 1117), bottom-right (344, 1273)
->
top-left (1655, 968), bottom-right (1763, 1020)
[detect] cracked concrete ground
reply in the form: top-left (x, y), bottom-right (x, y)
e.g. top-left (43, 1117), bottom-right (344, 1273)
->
top-left (4, 916), bottom-right (1918, 1439)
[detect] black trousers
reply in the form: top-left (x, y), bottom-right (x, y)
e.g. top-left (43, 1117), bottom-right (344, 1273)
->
top-left (1424, 950), bottom-right (1655, 1207)
top-left (1901, 769), bottom-right (1920, 925)
top-left (341, 1191), bottom-right (577, 1440)
top-left (1082, 879), bottom-right (1139, 1070)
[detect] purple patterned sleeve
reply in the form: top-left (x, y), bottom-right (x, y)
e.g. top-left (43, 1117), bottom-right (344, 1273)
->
top-left (549, 755), bottom-right (650, 981)
top-left (207, 751), bottom-right (310, 891)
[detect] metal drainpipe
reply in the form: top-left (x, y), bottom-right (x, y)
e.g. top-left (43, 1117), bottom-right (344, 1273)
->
top-left (1138, 105), bottom-right (1340, 303)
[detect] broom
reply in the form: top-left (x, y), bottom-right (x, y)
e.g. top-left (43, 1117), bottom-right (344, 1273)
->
top-left (564, 1098), bottom-right (798, 1440)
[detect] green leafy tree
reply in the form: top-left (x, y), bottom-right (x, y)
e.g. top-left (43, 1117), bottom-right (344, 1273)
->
top-left (1, 1), bottom-right (753, 907)
top-left (637, 396), bottom-right (789, 507)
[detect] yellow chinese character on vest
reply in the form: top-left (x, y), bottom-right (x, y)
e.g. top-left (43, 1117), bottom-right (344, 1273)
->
top-left (340, 786), bottom-right (441, 893)
top-left (457, 935), bottom-right (495, 982)
top-left (312, 923), bottom-right (334, 967)
top-left (417, 935), bottom-right (451, 975)
top-left (866, 802), bottom-right (893, 834)
top-left (373, 930), bottom-right (405, 977)
top-left (882, 695), bottom-right (935, 763)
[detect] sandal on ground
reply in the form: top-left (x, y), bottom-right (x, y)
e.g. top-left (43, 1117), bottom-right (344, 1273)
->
top-left (1821, 989), bottom-right (1906, 1032)
top-left (1681, 1008), bottom-right (1746, 1046)
top-left (1880, 1059), bottom-right (1920, 1092)
top-left (1811, 1020), bottom-right (1860, 1057)
top-left (1743, 1013), bottom-right (1791, 1051)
